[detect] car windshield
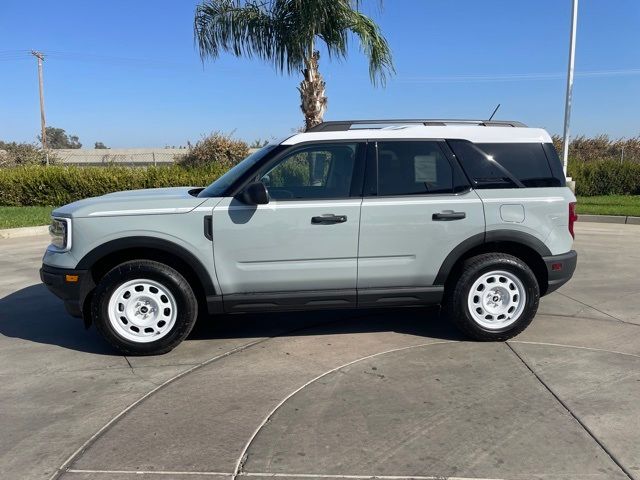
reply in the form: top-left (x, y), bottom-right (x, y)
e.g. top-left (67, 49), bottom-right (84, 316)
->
top-left (198, 145), bottom-right (278, 198)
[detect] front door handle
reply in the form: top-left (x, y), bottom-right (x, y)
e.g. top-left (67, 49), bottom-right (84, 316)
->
top-left (311, 214), bottom-right (347, 225)
top-left (432, 211), bottom-right (466, 221)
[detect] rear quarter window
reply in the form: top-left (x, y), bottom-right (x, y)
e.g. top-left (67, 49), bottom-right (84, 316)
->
top-left (448, 140), bottom-right (565, 189)
top-left (476, 143), bottom-right (563, 188)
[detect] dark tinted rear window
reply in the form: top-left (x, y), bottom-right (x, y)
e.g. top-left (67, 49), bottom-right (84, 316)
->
top-left (477, 143), bottom-right (562, 187)
top-left (448, 140), bottom-right (565, 189)
top-left (447, 140), bottom-right (519, 189)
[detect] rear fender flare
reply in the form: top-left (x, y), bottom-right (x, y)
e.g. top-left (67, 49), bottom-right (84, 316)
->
top-left (434, 230), bottom-right (551, 285)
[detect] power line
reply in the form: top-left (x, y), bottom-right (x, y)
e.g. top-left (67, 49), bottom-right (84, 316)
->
top-left (4, 49), bottom-right (640, 82)
top-left (397, 68), bottom-right (640, 84)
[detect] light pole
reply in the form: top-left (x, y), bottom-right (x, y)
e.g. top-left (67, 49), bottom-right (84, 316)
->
top-left (562, 0), bottom-right (579, 178)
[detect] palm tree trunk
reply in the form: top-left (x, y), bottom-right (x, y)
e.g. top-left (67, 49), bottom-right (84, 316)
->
top-left (299, 51), bottom-right (327, 131)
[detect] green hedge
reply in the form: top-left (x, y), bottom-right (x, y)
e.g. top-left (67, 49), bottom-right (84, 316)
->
top-left (569, 160), bottom-right (640, 196)
top-left (1, 159), bottom-right (640, 207)
top-left (0, 165), bottom-right (226, 206)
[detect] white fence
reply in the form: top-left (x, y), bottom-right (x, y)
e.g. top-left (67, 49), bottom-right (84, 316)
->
top-left (55, 148), bottom-right (188, 166)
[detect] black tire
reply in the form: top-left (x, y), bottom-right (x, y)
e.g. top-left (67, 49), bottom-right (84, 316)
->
top-left (445, 253), bottom-right (539, 341)
top-left (91, 260), bottom-right (198, 355)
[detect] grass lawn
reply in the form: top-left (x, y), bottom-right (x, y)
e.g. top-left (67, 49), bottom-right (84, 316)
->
top-left (576, 196), bottom-right (640, 217)
top-left (0, 206), bottom-right (54, 229)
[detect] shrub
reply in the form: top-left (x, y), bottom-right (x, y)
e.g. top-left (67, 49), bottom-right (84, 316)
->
top-left (0, 165), bottom-right (227, 206)
top-left (2, 155), bottom-right (639, 207)
top-left (177, 132), bottom-right (249, 169)
top-left (569, 159), bottom-right (640, 196)
top-left (0, 142), bottom-right (59, 167)
top-left (553, 135), bottom-right (640, 164)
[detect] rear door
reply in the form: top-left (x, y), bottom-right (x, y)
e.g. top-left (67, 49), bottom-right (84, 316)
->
top-left (212, 142), bottom-right (366, 305)
top-left (357, 140), bottom-right (485, 304)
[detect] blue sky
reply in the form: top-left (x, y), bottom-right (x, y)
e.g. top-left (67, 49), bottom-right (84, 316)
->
top-left (1, 0), bottom-right (639, 147)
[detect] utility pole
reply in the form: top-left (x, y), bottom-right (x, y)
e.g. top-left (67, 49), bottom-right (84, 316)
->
top-left (561, 0), bottom-right (579, 178)
top-left (31, 50), bottom-right (49, 165)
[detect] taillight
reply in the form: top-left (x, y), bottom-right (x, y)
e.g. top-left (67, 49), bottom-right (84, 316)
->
top-left (569, 202), bottom-right (578, 239)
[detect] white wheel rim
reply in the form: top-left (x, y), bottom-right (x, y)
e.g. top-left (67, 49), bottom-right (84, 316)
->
top-left (467, 270), bottom-right (526, 330)
top-left (107, 279), bottom-right (178, 343)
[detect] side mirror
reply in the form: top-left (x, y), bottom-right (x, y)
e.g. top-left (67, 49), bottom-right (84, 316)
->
top-left (239, 181), bottom-right (269, 205)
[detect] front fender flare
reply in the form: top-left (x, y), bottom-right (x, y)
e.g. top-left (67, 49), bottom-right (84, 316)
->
top-left (76, 236), bottom-right (216, 297)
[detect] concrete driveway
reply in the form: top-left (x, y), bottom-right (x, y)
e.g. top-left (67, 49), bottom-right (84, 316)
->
top-left (1, 222), bottom-right (639, 480)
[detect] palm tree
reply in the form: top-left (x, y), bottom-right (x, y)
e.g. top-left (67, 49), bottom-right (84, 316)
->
top-left (194, 0), bottom-right (394, 130)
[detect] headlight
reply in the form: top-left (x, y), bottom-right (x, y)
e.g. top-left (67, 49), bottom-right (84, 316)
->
top-left (49, 217), bottom-right (72, 251)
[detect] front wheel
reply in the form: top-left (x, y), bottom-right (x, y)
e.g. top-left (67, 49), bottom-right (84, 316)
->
top-left (91, 260), bottom-right (198, 355)
top-left (446, 253), bottom-right (539, 341)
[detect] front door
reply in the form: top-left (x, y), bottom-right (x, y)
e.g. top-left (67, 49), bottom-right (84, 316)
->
top-left (212, 142), bottom-right (365, 310)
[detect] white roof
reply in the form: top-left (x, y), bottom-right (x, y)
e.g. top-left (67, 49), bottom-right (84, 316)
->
top-left (282, 125), bottom-right (552, 145)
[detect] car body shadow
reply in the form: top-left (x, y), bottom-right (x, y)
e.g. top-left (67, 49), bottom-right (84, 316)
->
top-left (0, 284), bottom-right (464, 355)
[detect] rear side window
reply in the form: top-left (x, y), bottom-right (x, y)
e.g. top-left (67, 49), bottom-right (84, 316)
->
top-left (447, 140), bottom-right (519, 189)
top-left (477, 143), bottom-right (562, 187)
top-left (377, 141), bottom-right (454, 195)
top-left (449, 140), bottom-right (564, 189)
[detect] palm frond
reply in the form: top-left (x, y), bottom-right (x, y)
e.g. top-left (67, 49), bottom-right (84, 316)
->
top-left (194, 0), bottom-right (395, 83)
top-left (194, 0), bottom-right (277, 65)
top-left (345, 9), bottom-right (395, 86)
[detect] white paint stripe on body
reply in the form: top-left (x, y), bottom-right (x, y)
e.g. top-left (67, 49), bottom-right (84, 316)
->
top-left (88, 207), bottom-right (193, 217)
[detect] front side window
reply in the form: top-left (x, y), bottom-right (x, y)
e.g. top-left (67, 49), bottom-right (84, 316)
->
top-left (260, 143), bottom-right (358, 199)
top-left (198, 144), bottom-right (281, 198)
top-left (377, 141), bottom-right (454, 195)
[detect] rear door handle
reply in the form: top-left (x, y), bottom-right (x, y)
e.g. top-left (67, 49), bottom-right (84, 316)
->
top-left (311, 214), bottom-right (347, 225)
top-left (432, 211), bottom-right (466, 221)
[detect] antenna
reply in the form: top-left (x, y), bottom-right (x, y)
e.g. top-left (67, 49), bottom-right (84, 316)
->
top-left (488, 103), bottom-right (501, 121)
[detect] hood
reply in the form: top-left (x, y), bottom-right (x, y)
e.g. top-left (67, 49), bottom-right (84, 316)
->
top-left (53, 187), bottom-right (208, 218)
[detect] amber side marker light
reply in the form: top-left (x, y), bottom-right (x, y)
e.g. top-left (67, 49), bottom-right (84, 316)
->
top-left (65, 275), bottom-right (79, 283)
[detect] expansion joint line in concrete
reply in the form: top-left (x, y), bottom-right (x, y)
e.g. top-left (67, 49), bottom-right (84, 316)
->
top-left (49, 313), bottom-right (381, 480)
top-left (231, 341), bottom-right (455, 480)
top-left (49, 337), bottom-right (269, 480)
top-left (66, 469), bottom-right (508, 480)
top-left (505, 342), bottom-right (634, 480)
top-left (556, 292), bottom-right (635, 326)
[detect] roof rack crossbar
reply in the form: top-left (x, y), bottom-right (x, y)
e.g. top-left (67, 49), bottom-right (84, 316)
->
top-left (307, 119), bottom-right (527, 132)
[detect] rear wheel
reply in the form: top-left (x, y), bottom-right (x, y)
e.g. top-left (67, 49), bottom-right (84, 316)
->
top-left (92, 260), bottom-right (198, 355)
top-left (446, 253), bottom-right (539, 341)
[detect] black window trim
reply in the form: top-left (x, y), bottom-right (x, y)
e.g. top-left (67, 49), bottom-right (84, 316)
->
top-left (230, 139), bottom-right (367, 201)
top-left (364, 138), bottom-right (472, 198)
top-left (541, 143), bottom-right (567, 187)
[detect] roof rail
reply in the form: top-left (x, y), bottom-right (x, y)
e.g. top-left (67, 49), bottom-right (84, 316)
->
top-left (306, 119), bottom-right (527, 132)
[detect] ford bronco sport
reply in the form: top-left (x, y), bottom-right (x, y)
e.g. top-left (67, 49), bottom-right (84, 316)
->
top-left (41, 119), bottom-right (578, 355)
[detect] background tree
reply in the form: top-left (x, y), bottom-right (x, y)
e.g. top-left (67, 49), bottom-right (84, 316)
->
top-left (38, 127), bottom-right (82, 149)
top-left (94, 141), bottom-right (109, 149)
top-left (194, 0), bottom-right (394, 130)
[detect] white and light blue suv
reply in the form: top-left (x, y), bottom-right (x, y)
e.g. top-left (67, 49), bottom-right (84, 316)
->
top-left (41, 119), bottom-right (578, 355)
